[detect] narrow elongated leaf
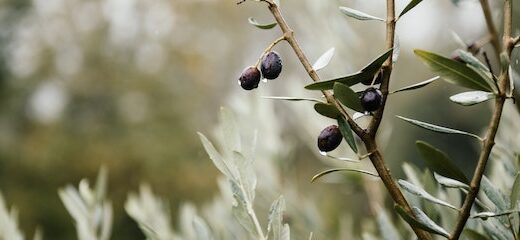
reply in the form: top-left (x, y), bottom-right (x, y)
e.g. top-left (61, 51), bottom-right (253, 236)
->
top-left (267, 196), bottom-right (285, 240)
top-left (416, 141), bottom-right (469, 184)
top-left (398, 179), bottom-right (458, 210)
top-left (510, 172), bottom-right (520, 209)
top-left (463, 229), bottom-right (490, 240)
top-left (321, 152), bottom-right (360, 163)
top-left (397, 116), bottom-right (482, 140)
top-left (414, 49), bottom-right (493, 91)
top-left (339, 6), bottom-right (384, 21)
top-left (314, 103), bottom-right (341, 119)
top-left (198, 132), bottom-right (236, 180)
top-left (337, 117), bottom-right (358, 153)
top-left (482, 176), bottom-right (509, 211)
top-left (262, 96), bottom-right (324, 103)
top-left (399, 0), bottom-right (423, 18)
top-left (311, 168), bottom-right (379, 183)
top-left (393, 35), bottom-right (400, 63)
top-left (472, 210), bottom-right (518, 219)
top-left (391, 76), bottom-right (440, 93)
top-left (456, 49), bottom-right (489, 72)
top-left (394, 205), bottom-right (449, 237)
top-left (306, 49), bottom-right (393, 90)
top-left (248, 17), bottom-right (277, 29)
top-left (313, 48), bottom-right (335, 71)
top-left (449, 91), bottom-right (495, 106)
top-left (333, 83), bottom-right (363, 112)
top-left (376, 209), bottom-right (400, 240)
top-left (433, 172), bottom-right (469, 190)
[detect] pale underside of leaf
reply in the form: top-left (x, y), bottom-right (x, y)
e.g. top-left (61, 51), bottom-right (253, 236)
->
top-left (398, 179), bottom-right (458, 210)
top-left (449, 91), bottom-right (495, 106)
top-left (397, 115), bottom-right (482, 140)
top-left (313, 48), bottom-right (335, 71)
top-left (261, 96), bottom-right (324, 103)
top-left (391, 76), bottom-right (440, 94)
top-left (339, 6), bottom-right (384, 21)
top-left (248, 17), bottom-right (277, 29)
top-left (311, 168), bottom-right (379, 183)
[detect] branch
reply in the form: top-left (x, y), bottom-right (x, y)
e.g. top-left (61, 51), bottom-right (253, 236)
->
top-left (449, 0), bottom-right (514, 239)
top-left (479, 0), bottom-right (501, 61)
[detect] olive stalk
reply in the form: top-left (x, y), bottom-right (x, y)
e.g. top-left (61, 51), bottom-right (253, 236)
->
top-left (448, 0), bottom-right (515, 239)
top-left (253, 0), bottom-right (432, 239)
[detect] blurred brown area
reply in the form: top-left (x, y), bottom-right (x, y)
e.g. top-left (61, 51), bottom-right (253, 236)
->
top-left (0, 0), bottom-right (518, 239)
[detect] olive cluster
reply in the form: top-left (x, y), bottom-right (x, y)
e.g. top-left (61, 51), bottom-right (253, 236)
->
top-left (317, 72), bottom-right (384, 152)
top-left (238, 51), bottom-right (283, 90)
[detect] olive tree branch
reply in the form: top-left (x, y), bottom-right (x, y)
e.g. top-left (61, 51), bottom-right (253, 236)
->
top-left (261, 1), bottom-right (432, 239)
top-left (479, 0), bottom-right (501, 61)
top-left (449, 0), bottom-right (515, 239)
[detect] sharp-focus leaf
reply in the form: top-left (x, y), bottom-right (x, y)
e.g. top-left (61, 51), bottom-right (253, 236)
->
top-left (267, 196), bottom-right (285, 240)
top-left (339, 6), bottom-right (384, 21)
top-left (398, 179), bottom-right (458, 210)
top-left (456, 50), bottom-right (489, 72)
top-left (314, 103), bottom-right (341, 119)
top-left (305, 49), bottom-right (393, 90)
top-left (262, 96), bottom-right (324, 103)
top-left (463, 229), bottom-right (490, 240)
top-left (416, 141), bottom-right (469, 184)
top-left (376, 208), bottom-right (400, 240)
top-left (397, 116), bottom-right (482, 140)
top-left (510, 172), bottom-right (520, 209)
top-left (247, 17), bottom-right (277, 29)
top-left (313, 48), bottom-right (335, 71)
top-left (399, 0), bottom-right (423, 18)
top-left (449, 91), bottom-right (495, 106)
top-left (433, 172), bottom-right (469, 190)
top-left (394, 205), bottom-right (449, 237)
top-left (414, 49), bottom-right (493, 91)
top-left (333, 83), bottom-right (363, 112)
top-left (391, 76), bottom-right (440, 93)
top-left (337, 117), bottom-right (358, 153)
top-left (311, 168), bottom-right (379, 183)
top-left (471, 210), bottom-right (518, 219)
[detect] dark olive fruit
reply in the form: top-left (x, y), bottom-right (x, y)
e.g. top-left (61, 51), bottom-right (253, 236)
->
top-left (239, 66), bottom-right (261, 90)
top-left (361, 70), bottom-right (383, 85)
top-left (317, 125), bottom-right (343, 152)
top-left (261, 51), bottom-right (282, 80)
top-left (360, 87), bottom-right (383, 112)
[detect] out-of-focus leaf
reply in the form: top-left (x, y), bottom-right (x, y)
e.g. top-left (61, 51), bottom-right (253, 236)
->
top-left (463, 229), bottom-right (490, 240)
top-left (321, 152), bottom-right (360, 163)
top-left (394, 205), bottom-right (449, 237)
top-left (248, 17), bottom-right (277, 29)
top-left (397, 116), bottom-right (482, 140)
top-left (398, 179), bottom-right (458, 210)
top-left (451, 31), bottom-right (467, 49)
top-left (433, 172), bottom-right (469, 190)
top-left (313, 48), bottom-right (335, 71)
top-left (339, 6), bottom-right (384, 21)
top-left (391, 76), bottom-right (439, 93)
top-left (281, 224), bottom-right (290, 240)
top-left (232, 152), bottom-right (256, 202)
top-left (399, 0), bottom-right (423, 18)
top-left (220, 107), bottom-right (241, 152)
top-left (305, 49), bottom-right (392, 90)
top-left (230, 181), bottom-right (257, 237)
top-left (376, 208), bottom-right (400, 240)
top-left (449, 91), bottom-right (495, 106)
top-left (267, 196), bottom-right (285, 240)
top-left (393, 35), bottom-right (400, 63)
top-left (481, 217), bottom-right (513, 240)
top-left (314, 103), bottom-right (341, 119)
top-left (414, 49), bottom-right (494, 91)
top-left (192, 216), bottom-right (213, 240)
top-left (311, 168), bottom-right (379, 183)
top-left (510, 172), bottom-right (520, 209)
top-left (481, 176), bottom-right (509, 211)
top-left (337, 117), bottom-right (358, 153)
top-left (456, 50), bottom-right (489, 71)
top-left (471, 210), bottom-right (518, 219)
top-left (262, 96), bottom-right (324, 103)
top-left (198, 132), bottom-right (236, 180)
top-left (333, 83), bottom-right (363, 112)
top-left (416, 141), bottom-right (469, 184)
top-left (509, 66), bottom-right (518, 96)
top-left (273, 0), bottom-right (280, 6)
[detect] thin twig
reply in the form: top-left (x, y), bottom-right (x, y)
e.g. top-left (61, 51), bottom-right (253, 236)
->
top-left (255, 36), bottom-right (286, 67)
top-left (449, 0), bottom-right (514, 239)
top-left (482, 51), bottom-right (495, 78)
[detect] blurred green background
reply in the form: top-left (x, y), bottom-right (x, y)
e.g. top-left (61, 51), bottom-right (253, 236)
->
top-left (0, 0), bottom-right (518, 239)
